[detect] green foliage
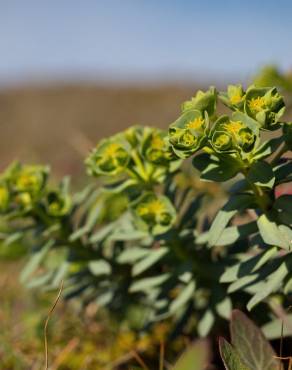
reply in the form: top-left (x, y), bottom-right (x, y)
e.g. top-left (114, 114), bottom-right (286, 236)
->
top-left (0, 82), bottom-right (291, 344)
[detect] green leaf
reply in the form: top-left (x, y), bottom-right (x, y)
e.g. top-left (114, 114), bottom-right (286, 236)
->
top-left (104, 178), bottom-right (138, 193)
top-left (208, 194), bottom-right (254, 247)
top-left (216, 297), bottom-right (232, 320)
top-left (169, 280), bottom-right (196, 313)
top-left (219, 338), bottom-right (252, 370)
top-left (51, 261), bottom-right (69, 288)
top-left (228, 275), bottom-right (258, 293)
top-left (231, 310), bottom-right (280, 370)
top-left (3, 231), bottom-right (23, 246)
top-left (274, 160), bottom-right (292, 184)
top-left (257, 214), bottom-right (292, 250)
top-left (110, 229), bottom-right (148, 241)
top-left (198, 309), bottom-right (215, 337)
top-left (96, 290), bottom-right (114, 307)
top-left (132, 247), bottom-right (169, 276)
top-left (262, 314), bottom-right (292, 339)
top-left (220, 247), bottom-right (278, 283)
top-left (129, 274), bottom-right (170, 293)
top-left (253, 136), bottom-right (284, 160)
top-left (70, 202), bottom-right (102, 241)
top-left (26, 271), bottom-right (54, 289)
top-left (247, 161), bottom-right (275, 188)
top-left (89, 222), bottom-right (116, 243)
top-left (273, 195), bottom-right (292, 226)
top-left (20, 240), bottom-right (54, 283)
top-left (214, 221), bottom-right (258, 246)
top-left (88, 260), bottom-right (112, 276)
top-left (173, 340), bottom-right (210, 370)
top-left (247, 261), bottom-right (289, 310)
top-left (192, 153), bottom-right (239, 182)
top-left (117, 247), bottom-right (150, 264)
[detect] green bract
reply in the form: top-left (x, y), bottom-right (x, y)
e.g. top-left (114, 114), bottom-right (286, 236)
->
top-left (132, 192), bottom-right (176, 234)
top-left (10, 163), bottom-right (48, 197)
top-left (219, 84), bottom-right (245, 110)
top-left (169, 110), bottom-right (208, 158)
top-left (182, 86), bottom-right (217, 116)
top-left (85, 136), bottom-right (131, 176)
top-left (245, 86), bottom-right (285, 129)
top-left (141, 128), bottom-right (174, 165)
top-left (211, 115), bottom-right (257, 154)
top-left (0, 181), bottom-right (9, 213)
top-left (45, 190), bottom-right (72, 217)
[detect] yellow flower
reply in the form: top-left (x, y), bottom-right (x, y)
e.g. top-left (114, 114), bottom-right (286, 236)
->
top-left (185, 117), bottom-right (205, 131)
top-left (224, 120), bottom-right (244, 135)
top-left (16, 192), bottom-right (32, 207)
top-left (248, 96), bottom-right (266, 112)
top-left (214, 133), bottom-right (231, 148)
top-left (151, 135), bottom-right (165, 149)
top-left (147, 199), bottom-right (165, 214)
top-left (229, 93), bottom-right (242, 105)
top-left (103, 143), bottom-right (122, 157)
top-left (16, 172), bottom-right (39, 190)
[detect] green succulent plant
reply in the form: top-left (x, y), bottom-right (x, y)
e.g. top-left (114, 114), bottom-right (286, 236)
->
top-left (0, 82), bottom-right (291, 348)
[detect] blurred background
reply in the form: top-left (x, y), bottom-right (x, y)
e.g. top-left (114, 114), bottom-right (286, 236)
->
top-left (0, 2), bottom-right (292, 368)
top-left (1, 0), bottom-right (292, 176)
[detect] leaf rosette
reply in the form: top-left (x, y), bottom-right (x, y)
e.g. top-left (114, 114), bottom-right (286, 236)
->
top-left (132, 192), bottom-right (176, 235)
top-left (245, 86), bottom-right (285, 129)
top-left (86, 136), bottom-right (131, 176)
top-left (169, 110), bottom-right (209, 158)
top-left (211, 115), bottom-right (257, 154)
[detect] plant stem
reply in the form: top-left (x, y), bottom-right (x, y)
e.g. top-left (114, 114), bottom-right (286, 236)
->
top-left (131, 150), bottom-right (149, 181)
top-left (240, 167), bottom-right (269, 212)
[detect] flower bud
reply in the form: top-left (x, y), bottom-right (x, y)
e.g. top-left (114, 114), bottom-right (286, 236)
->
top-left (142, 128), bottom-right (175, 165)
top-left (245, 86), bottom-right (285, 129)
top-left (181, 87), bottom-right (217, 116)
top-left (11, 164), bottom-right (48, 197)
top-left (219, 84), bottom-right (245, 110)
top-left (133, 193), bottom-right (176, 234)
top-left (86, 137), bottom-right (131, 176)
top-left (45, 190), bottom-right (71, 217)
top-left (169, 110), bottom-right (208, 158)
top-left (211, 116), bottom-right (256, 153)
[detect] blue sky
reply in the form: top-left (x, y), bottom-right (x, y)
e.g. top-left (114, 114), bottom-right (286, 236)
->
top-left (0, 0), bottom-right (292, 85)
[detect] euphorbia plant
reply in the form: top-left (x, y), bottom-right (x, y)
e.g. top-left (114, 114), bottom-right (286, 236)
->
top-left (0, 84), bottom-right (291, 344)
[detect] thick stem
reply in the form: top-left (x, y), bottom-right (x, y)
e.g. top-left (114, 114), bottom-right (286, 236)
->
top-left (240, 167), bottom-right (270, 212)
